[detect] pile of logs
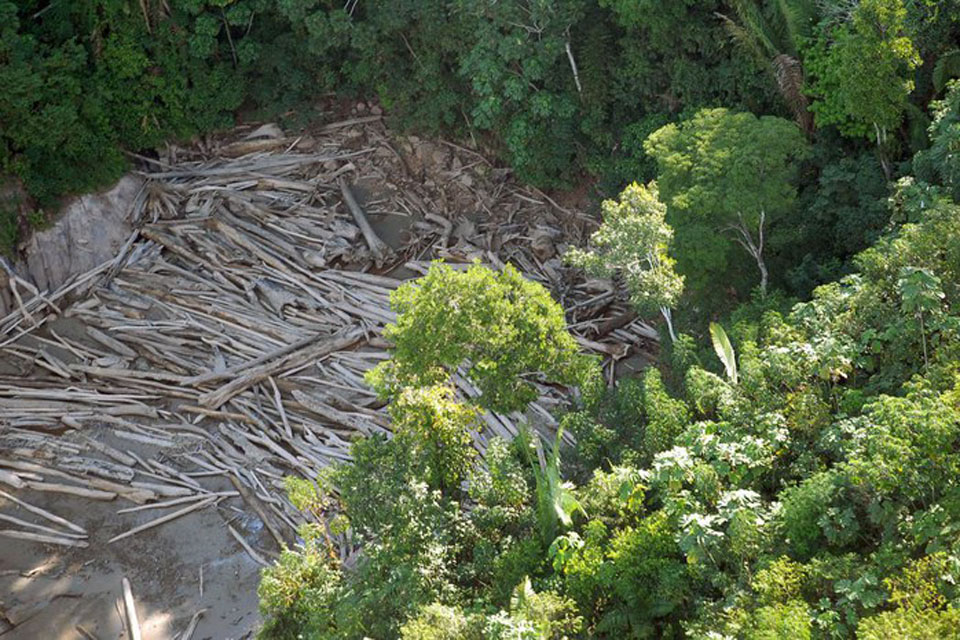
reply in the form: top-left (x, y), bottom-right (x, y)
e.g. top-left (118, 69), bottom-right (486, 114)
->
top-left (0, 117), bottom-right (658, 554)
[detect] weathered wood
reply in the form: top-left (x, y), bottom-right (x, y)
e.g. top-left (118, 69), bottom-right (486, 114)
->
top-left (198, 330), bottom-right (364, 408)
top-left (228, 474), bottom-right (287, 549)
top-left (0, 513), bottom-right (87, 540)
top-left (339, 179), bottom-right (391, 261)
top-left (226, 523), bottom-right (270, 567)
top-left (177, 608), bottom-right (207, 640)
top-left (121, 578), bottom-right (143, 640)
top-left (0, 469), bottom-right (24, 489)
top-left (186, 330), bottom-right (341, 386)
top-left (0, 529), bottom-right (89, 548)
top-left (109, 497), bottom-right (216, 544)
top-left (0, 488), bottom-right (86, 533)
top-left (24, 481), bottom-right (117, 501)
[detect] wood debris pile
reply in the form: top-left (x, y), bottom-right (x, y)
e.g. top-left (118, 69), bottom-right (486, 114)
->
top-left (0, 116), bottom-right (658, 554)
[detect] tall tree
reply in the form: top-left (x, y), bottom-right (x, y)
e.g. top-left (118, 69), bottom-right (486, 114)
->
top-left (645, 108), bottom-right (809, 296)
top-left (566, 182), bottom-right (684, 342)
top-left (367, 262), bottom-right (596, 414)
top-left (803, 0), bottom-right (920, 174)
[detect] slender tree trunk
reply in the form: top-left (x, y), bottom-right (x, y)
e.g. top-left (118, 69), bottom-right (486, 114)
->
top-left (730, 210), bottom-right (769, 295)
top-left (875, 123), bottom-right (893, 181)
top-left (755, 254), bottom-right (769, 295)
top-left (660, 306), bottom-right (677, 343)
top-left (920, 312), bottom-right (929, 369)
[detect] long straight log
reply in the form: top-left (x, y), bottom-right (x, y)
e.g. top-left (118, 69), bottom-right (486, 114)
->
top-left (0, 513), bottom-right (87, 539)
top-left (0, 488), bottom-right (85, 533)
top-left (109, 497), bottom-right (217, 544)
top-left (228, 475), bottom-right (287, 549)
top-left (24, 481), bottom-right (116, 501)
top-left (198, 330), bottom-right (363, 408)
top-left (186, 331), bottom-right (338, 387)
top-left (339, 179), bottom-right (390, 260)
top-left (0, 529), bottom-right (89, 548)
top-left (122, 578), bottom-right (143, 640)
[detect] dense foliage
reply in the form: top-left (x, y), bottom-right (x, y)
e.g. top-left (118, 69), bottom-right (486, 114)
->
top-left (258, 46), bottom-right (960, 633)
top-left (4, 0), bottom-right (959, 289)
top-left (261, 178), bottom-right (960, 638)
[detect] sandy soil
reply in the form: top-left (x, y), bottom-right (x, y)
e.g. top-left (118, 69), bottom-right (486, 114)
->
top-left (0, 420), bottom-right (270, 639)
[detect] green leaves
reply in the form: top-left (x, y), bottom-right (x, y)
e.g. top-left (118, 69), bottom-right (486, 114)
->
top-left (524, 427), bottom-right (585, 545)
top-left (368, 261), bottom-right (596, 414)
top-left (390, 384), bottom-right (480, 495)
top-left (566, 182), bottom-right (684, 339)
top-left (645, 108), bottom-right (808, 299)
top-left (898, 267), bottom-right (945, 316)
top-left (709, 322), bottom-right (739, 385)
top-left (804, 0), bottom-right (921, 139)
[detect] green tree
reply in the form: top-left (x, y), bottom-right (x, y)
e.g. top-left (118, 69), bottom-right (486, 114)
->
top-left (367, 262), bottom-right (595, 414)
top-left (566, 182), bottom-right (684, 341)
top-left (898, 266), bottom-right (945, 368)
top-left (915, 80), bottom-right (960, 200)
top-left (389, 384), bottom-right (481, 495)
top-left (645, 108), bottom-right (809, 296)
top-left (804, 0), bottom-right (921, 158)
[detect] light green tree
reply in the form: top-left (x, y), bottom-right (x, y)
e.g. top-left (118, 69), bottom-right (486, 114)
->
top-left (389, 384), bottom-right (480, 495)
top-left (804, 0), bottom-right (920, 162)
top-left (566, 182), bottom-right (684, 342)
top-left (898, 266), bottom-right (945, 369)
top-left (644, 108), bottom-right (809, 296)
top-left (367, 262), bottom-right (596, 414)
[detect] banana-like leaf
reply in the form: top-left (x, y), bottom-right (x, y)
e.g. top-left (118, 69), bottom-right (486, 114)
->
top-left (510, 576), bottom-right (535, 613)
top-left (709, 322), bottom-right (738, 384)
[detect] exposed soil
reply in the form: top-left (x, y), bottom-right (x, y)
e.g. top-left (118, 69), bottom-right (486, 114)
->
top-left (1, 478), bottom-right (263, 639)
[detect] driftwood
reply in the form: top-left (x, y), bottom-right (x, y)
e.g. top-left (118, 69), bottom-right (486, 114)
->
top-left (199, 330), bottom-right (364, 408)
top-left (229, 475), bottom-right (287, 549)
top-left (0, 488), bottom-right (85, 534)
top-left (23, 481), bottom-right (116, 501)
top-left (108, 496), bottom-right (217, 544)
top-left (117, 491), bottom-right (237, 514)
top-left (339, 179), bottom-right (391, 262)
top-left (177, 608), bottom-right (207, 640)
top-left (121, 578), bottom-right (143, 640)
top-left (0, 469), bottom-right (25, 489)
top-left (0, 116), bottom-right (661, 635)
top-left (227, 523), bottom-right (270, 567)
top-left (0, 529), bottom-right (89, 548)
top-left (0, 512), bottom-right (87, 539)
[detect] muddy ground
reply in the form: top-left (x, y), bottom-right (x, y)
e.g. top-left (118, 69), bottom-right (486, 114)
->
top-left (1, 481), bottom-right (263, 639)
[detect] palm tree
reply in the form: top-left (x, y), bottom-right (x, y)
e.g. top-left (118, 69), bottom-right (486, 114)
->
top-left (718, 0), bottom-right (820, 135)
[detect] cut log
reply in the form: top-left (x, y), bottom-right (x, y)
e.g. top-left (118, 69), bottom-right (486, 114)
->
top-left (109, 497), bottom-right (216, 543)
top-left (339, 179), bottom-right (391, 262)
top-left (198, 330), bottom-right (364, 408)
top-left (121, 578), bottom-right (143, 640)
top-left (0, 529), bottom-right (89, 548)
top-left (0, 488), bottom-right (85, 533)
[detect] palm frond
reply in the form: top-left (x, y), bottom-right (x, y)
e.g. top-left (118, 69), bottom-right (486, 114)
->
top-left (773, 53), bottom-right (814, 133)
top-left (777, 0), bottom-right (818, 55)
top-left (719, 12), bottom-right (769, 63)
top-left (727, 0), bottom-right (779, 58)
top-left (934, 49), bottom-right (960, 94)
